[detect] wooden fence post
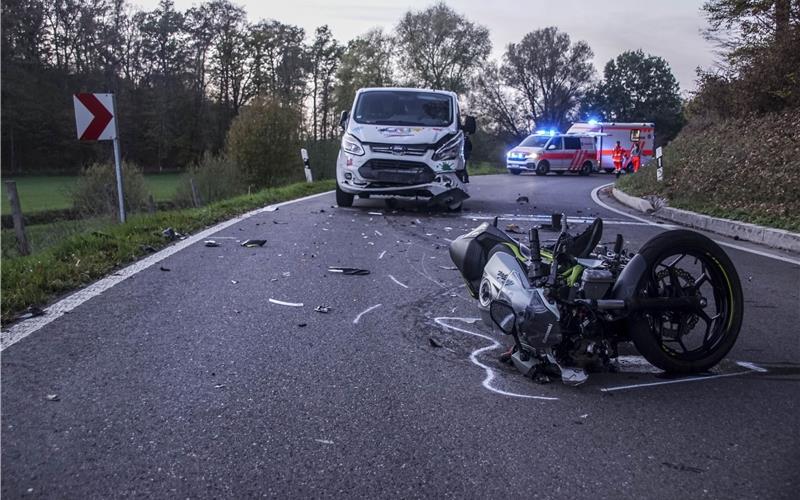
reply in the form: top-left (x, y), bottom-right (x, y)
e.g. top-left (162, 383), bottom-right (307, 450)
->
top-left (5, 180), bottom-right (30, 256)
top-left (190, 178), bottom-right (202, 208)
top-left (147, 194), bottom-right (156, 214)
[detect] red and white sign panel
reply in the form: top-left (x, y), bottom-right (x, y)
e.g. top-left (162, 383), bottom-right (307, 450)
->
top-left (73, 93), bottom-right (116, 141)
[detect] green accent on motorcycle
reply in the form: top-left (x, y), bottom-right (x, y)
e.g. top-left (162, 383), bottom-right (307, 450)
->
top-left (502, 242), bottom-right (527, 263)
top-left (563, 265), bottom-right (584, 287)
top-left (710, 254), bottom-right (735, 329)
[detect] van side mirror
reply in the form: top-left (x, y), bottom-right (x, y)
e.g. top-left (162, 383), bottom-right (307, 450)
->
top-left (462, 115), bottom-right (477, 134)
top-left (339, 111), bottom-right (349, 131)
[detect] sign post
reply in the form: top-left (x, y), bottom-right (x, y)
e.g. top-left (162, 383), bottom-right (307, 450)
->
top-left (73, 93), bottom-right (125, 222)
top-left (656, 146), bottom-right (664, 182)
top-left (300, 148), bottom-right (313, 183)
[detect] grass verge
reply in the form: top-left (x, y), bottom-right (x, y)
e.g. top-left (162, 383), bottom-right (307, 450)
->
top-left (469, 161), bottom-right (505, 176)
top-left (616, 166), bottom-right (800, 232)
top-left (1, 180), bottom-right (334, 323)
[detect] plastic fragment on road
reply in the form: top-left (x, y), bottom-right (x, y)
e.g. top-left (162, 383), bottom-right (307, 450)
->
top-left (516, 196), bottom-right (529, 204)
top-left (429, 337), bottom-right (443, 348)
top-left (505, 223), bottom-right (524, 234)
top-left (241, 239), bottom-right (266, 247)
top-left (314, 439), bottom-right (334, 445)
top-left (272, 220), bottom-right (288, 224)
top-left (438, 265), bottom-right (457, 270)
top-left (269, 298), bottom-right (304, 307)
top-left (298, 323), bottom-right (308, 327)
top-left (45, 394), bottom-right (59, 401)
top-left (159, 265), bottom-right (171, 272)
top-left (204, 240), bottom-right (220, 247)
top-left (314, 306), bottom-right (331, 313)
top-left (162, 227), bottom-right (184, 241)
top-left (231, 280), bottom-right (238, 284)
top-left (328, 267), bottom-right (370, 276)
top-left (368, 212), bottom-right (383, 216)
top-left (265, 205), bottom-right (279, 212)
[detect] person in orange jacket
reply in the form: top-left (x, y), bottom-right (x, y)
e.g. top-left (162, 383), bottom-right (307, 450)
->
top-left (630, 141), bottom-right (642, 173)
top-left (612, 141), bottom-right (625, 178)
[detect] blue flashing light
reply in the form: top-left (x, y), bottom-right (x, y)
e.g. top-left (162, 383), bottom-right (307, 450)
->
top-left (536, 129), bottom-right (547, 135)
top-left (588, 118), bottom-right (599, 125)
top-left (548, 129), bottom-right (557, 136)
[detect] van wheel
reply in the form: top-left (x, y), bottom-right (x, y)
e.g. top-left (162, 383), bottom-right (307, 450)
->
top-left (535, 161), bottom-right (550, 176)
top-left (579, 161), bottom-right (592, 176)
top-left (508, 169), bottom-right (521, 175)
top-left (336, 183), bottom-right (354, 207)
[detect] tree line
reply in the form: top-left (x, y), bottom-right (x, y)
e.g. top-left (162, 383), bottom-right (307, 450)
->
top-left (2, 0), bottom-right (690, 175)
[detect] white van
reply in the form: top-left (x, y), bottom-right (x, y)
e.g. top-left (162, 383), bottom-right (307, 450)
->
top-left (336, 87), bottom-right (475, 211)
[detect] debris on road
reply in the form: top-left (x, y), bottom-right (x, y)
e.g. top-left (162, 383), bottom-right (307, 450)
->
top-left (438, 265), bottom-right (457, 270)
top-left (298, 323), bottom-right (308, 327)
top-left (378, 251), bottom-right (387, 259)
top-left (328, 267), bottom-right (371, 276)
top-left (314, 439), bottom-right (334, 445)
top-left (214, 384), bottom-right (226, 389)
top-left (374, 230), bottom-right (383, 237)
top-left (368, 211), bottom-right (383, 216)
top-left (505, 223), bottom-right (524, 234)
top-left (314, 306), bottom-right (331, 313)
top-left (265, 205), bottom-right (279, 212)
top-left (204, 240), bottom-right (220, 247)
top-left (159, 265), bottom-right (171, 272)
top-left (272, 220), bottom-right (288, 224)
top-left (428, 337), bottom-right (443, 348)
top-left (161, 227), bottom-right (184, 241)
top-left (241, 239), bottom-right (266, 247)
top-left (17, 306), bottom-right (46, 321)
top-left (140, 244), bottom-right (157, 253)
top-left (516, 196), bottom-right (529, 204)
top-left (231, 280), bottom-right (238, 284)
top-left (389, 275), bottom-right (409, 288)
top-left (45, 394), bottom-right (60, 402)
top-left (269, 298), bottom-right (303, 307)
top-left (282, 272), bottom-right (291, 277)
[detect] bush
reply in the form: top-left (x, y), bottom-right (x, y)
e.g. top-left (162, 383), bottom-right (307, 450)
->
top-left (174, 153), bottom-right (246, 207)
top-left (226, 96), bottom-right (303, 188)
top-left (71, 161), bottom-right (149, 216)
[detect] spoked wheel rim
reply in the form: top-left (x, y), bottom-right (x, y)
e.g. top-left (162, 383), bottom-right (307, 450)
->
top-left (640, 250), bottom-right (735, 362)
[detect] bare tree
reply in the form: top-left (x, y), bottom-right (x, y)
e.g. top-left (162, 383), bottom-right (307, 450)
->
top-left (395, 1), bottom-right (491, 93)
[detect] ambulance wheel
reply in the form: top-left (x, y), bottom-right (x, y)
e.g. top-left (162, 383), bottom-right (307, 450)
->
top-left (509, 169), bottom-right (521, 175)
top-left (579, 161), bottom-right (592, 176)
top-left (336, 183), bottom-right (354, 207)
top-left (535, 161), bottom-right (550, 176)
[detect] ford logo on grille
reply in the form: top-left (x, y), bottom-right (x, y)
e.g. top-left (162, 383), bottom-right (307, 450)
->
top-left (391, 145), bottom-right (407, 155)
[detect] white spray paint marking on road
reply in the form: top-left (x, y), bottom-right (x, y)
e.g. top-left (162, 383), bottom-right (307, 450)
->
top-left (378, 250), bottom-right (386, 260)
top-left (268, 299), bottom-right (304, 307)
top-left (591, 183), bottom-right (800, 266)
top-left (353, 304), bottom-right (382, 324)
top-left (1, 190), bottom-right (333, 351)
top-left (736, 361), bottom-right (769, 373)
top-left (388, 275), bottom-right (409, 289)
top-left (599, 363), bottom-right (766, 392)
top-left (434, 317), bottom-right (558, 401)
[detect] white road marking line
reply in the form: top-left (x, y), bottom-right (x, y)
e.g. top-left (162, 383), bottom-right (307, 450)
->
top-left (599, 365), bottom-right (765, 392)
top-left (268, 299), bottom-right (304, 307)
top-left (591, 183), bottom-right (800, 266)
top-left (378, 250), bottom-right (387, 260)
top-left (388, 275), bottom-right (409, 289)
top-left (0, 190), bottom-right (334, 351)
top-left (462, 213), bottom-right (651, 226)
top-left (353, 304), bottom-right (382, 324)
top-left (434, 317), bottom-right (558, 401)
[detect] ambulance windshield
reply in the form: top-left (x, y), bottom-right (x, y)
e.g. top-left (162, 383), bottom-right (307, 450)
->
top-left (519, 135), bottom-right (550, 148)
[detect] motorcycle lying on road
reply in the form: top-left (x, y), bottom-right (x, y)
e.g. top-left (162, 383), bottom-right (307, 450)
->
top-left (449, 215), bottom-right (743, 385)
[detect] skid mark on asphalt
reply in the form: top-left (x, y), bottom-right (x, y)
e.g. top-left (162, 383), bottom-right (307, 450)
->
top-left (434, 317), bottom-right (558, 401)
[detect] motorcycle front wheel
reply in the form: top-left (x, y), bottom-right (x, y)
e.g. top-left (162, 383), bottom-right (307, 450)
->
top-left (628, 230), bottom-right (744, 374)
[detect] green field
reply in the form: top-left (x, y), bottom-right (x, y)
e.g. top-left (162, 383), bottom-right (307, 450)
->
top-left (1, 173), bottom-right (182, 214)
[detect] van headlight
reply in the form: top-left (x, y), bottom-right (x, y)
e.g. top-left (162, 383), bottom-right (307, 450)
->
top-left (342, 134), bottom-right (365, 156)
top-left (432, 133), bottom-right (463, 161)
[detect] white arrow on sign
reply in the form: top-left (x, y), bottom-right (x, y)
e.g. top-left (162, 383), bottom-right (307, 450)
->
top-left (73, 93), bottom-right (116, 141)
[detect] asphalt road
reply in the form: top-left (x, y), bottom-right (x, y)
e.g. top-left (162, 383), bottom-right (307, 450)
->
top-left (3, 173), bottom-right (799, 499)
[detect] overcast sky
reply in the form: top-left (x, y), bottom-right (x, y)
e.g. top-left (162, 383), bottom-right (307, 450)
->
top-left (135, 0), bottom-right (717, 93)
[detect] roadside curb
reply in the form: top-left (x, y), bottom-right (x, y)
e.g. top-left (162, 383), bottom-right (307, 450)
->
top-left (611, 187), bottom-right (800, 253)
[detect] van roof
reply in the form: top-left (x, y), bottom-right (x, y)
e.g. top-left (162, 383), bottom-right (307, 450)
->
top-left (356, 87), bottom-right (458, 98)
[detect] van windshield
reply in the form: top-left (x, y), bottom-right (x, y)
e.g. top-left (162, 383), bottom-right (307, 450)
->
top-left (353, 91), bottom-right (453, 127)
top-left (519, 135), bottom-right (551, 148)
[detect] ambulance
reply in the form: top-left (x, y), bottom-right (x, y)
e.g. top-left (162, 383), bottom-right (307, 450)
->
top-left (567, 121), bottom-right (655, 173)
top-left (505, 131), bottom-right (597, 176)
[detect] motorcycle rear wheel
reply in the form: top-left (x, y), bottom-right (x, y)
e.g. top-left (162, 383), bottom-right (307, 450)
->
top-left (628, 230), bottom-right (743, 374)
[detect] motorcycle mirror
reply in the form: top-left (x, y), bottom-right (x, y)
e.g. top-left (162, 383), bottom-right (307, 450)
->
top-left (489, 300), bottom-right (516, 334)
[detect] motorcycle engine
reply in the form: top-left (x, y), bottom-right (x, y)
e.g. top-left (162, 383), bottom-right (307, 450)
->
top-left (578, 269), bottom-right (614, 300)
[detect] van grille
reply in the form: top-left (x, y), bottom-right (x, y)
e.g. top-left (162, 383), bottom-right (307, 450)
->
top-left (369, 144), bottom-right (428, 156)
top-left (359, 159), bottom-right (435, 185)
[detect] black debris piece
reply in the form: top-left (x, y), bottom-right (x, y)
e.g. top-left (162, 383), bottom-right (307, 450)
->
top-left (428, 337), bottom-right (443, 348)
top-left (17, 306), bottom-right (46, 321)
top-left (241, 239), bottom-right (267, 248)
top-left (516, 196), bottom-right (529, 204)
top-left (327, 267), bottom-right (370, 276)
top-left (140, 244), bottom-right (157, 253)
top-left (314, 306), bottom-right (331, 313)
top-left (204, 240), bottom-right (220, 247)
top-left (45, 394), bottom-right (60, 402)
top-left (505, 223), bottom-right (524, 234)
top-left (162, 227), bottom-right (177, 240)
top-left (272, 220), bottom-right (288, 225)
top-left (159, 265), bottom-right (171, 272)
top-left (298, 323), bottom-right (308, 328)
